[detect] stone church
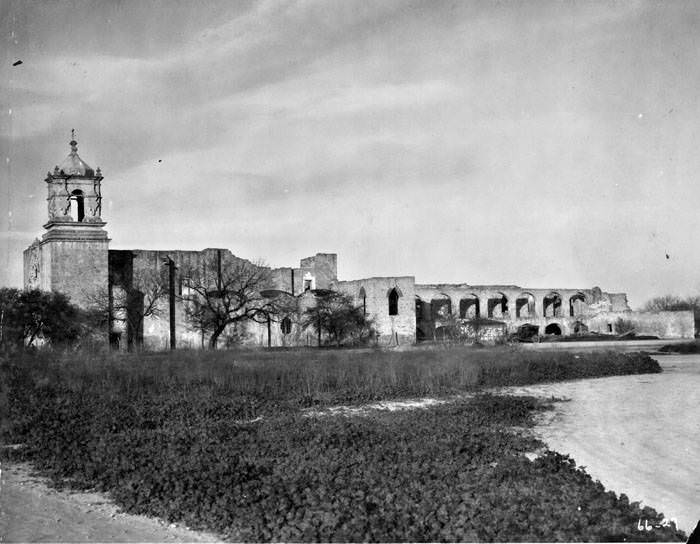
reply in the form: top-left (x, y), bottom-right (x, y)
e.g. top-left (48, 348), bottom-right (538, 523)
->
top-left (24, 137), bottom-right (694, 349)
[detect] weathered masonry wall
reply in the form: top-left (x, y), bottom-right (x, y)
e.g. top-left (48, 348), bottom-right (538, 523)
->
top-left (113, 248), bottom-right (259, 350)
top-left (586, 310), bottom-right (694, 339)
top-left (24, 226), bottom-right (109, 309)
top-left (414, 283), bottom-right (694, 340)
top-left (334, 276), bottom-right (416, 345)
top-left (268, 253), bottom-right (337, 295)
top-left (110, 248), bottom-right (345, 350)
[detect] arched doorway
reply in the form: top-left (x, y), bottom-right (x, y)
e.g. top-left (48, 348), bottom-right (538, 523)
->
top-left (544, 323), bottom-right (562, 335)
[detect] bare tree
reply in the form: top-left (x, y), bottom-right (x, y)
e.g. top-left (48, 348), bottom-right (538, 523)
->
top-left (88, 268), bottom-right (166, 350)
top-left (180, 253), bottom-right (273, 349)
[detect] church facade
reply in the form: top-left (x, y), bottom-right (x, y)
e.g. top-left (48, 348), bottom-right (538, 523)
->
top-left (24, 138), bottom-right (695, 349)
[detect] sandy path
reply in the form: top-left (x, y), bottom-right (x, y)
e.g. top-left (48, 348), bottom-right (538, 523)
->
top-left (0, 463), bottom-right (222, 543)
top-left (501, 353), bottom-right (700, 534)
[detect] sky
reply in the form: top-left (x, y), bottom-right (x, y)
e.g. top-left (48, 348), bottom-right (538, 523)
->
top-left (2, 0), bottom-right (700, 308)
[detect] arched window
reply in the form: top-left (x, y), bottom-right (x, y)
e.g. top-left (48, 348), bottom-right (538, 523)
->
top-left (459, 294), bottom-right (480, 318)
top-left (359, 287), bottom-right (367, 316)
top-left (569, 292), bottom-right (587, 317)
top-left (70, 189), bottom-right (85, 222)
top-left (543, 292), bottom-right (562, 317)
top-left (487, 292), bottom-right (508, 319)
top-left (388, 288), bottom-right (399, 316)
top-left (515, 292), bottom-right (535, 318)
top-left (280, 317), bottom-right (292, 335)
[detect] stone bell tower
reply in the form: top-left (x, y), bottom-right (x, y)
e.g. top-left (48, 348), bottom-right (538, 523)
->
top-left (24, 132), bottom-right (110, 308)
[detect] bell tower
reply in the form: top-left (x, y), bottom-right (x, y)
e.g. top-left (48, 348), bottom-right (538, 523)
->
top-left (24, 132), bottom-right (110, 308)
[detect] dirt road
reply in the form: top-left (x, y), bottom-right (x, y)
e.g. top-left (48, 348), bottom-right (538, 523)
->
top-left (0, 463), bottom-right (221, 543)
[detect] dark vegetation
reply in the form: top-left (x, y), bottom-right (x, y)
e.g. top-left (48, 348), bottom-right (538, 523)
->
top-left (1, 347), bottom-right (684, 541)
top-left (0, 288), bottom-right (103, 350)
top-left (658, 340), bottom-right (700, 354)
top-left (302, 291), bottom-right (376, 347)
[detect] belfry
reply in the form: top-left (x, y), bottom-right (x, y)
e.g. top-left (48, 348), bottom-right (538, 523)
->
top-left (24, 133), bottom-right (110, 308)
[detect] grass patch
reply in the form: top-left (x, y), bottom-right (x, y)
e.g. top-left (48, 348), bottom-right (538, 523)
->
top-left (0, 347), bottom-right (682, 541)
top-left (2, 346), bottom-right (661, 412)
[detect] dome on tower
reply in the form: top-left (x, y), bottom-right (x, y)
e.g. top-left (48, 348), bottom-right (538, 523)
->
top-left (57, 134), bottom-right (95, 177)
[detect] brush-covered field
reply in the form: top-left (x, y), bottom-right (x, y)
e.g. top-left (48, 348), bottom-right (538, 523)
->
top-left (0, 347), bottom-right (686, 541)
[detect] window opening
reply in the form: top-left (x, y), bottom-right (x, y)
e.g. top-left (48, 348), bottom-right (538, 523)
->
top-left (70, 190), bottom-right (85, 222)
top-left (388, 288), bottom-right (399, 316)
top-left (280, 317), bottom-right (292, 335)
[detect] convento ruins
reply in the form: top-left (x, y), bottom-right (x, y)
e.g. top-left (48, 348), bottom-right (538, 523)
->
top-left (24, 137), bottom-right (694, 349)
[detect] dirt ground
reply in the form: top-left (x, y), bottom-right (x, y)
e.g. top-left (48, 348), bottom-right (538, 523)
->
top-left (0, 463), bottom-right (222, 543)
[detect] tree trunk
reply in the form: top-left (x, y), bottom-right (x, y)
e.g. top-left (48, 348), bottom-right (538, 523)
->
top-left (209, 324), bottom-right (226, 349)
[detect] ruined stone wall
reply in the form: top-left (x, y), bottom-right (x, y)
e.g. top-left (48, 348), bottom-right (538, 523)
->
top-left (111, 248), bottom-right (249, 350)
top-left (586, 310), bottom-right (694, 339)
top-left (299, 253), bottom-right (337, 291)
top-left (334, 276), bottom-right (416, 345)
top-left (416, 284), bottom-right (616, 329)
top-left (268, 253), bottom-right (338, 295)
top-left (609, 293), bottom-right (631, 312)
top-left (114, 249), bottom-right (342, 350)
top-left (409, 283), bottom-right (699, 340)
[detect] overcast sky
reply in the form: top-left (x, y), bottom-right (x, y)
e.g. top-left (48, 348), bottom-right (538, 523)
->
top-left (2, 0), bottom-right (699, 308)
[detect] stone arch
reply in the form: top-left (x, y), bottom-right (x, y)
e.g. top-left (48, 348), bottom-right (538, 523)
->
top-left (544, 322), bottom-right (562, 335)
top-left (459, 294), bottom-right (480, 319)
top-left (487, 292), bottom-right (508, 319)
top-left (543, 292), bottom-right (562, 317)
top-left (569, 292), bottom-right (588, 317)
top-left (388, 287), bottom-right (400, 316)
top-left (515, 292), bottom-right (535, 318)
top-left (430, 293), bottom-right (452, 321)
top-left (70, 189), bottom-right (85, 222)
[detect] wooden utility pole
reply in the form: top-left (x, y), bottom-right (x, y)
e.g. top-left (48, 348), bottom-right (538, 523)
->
top-left (163, 256), bottom-right (177, 350)
top-left (267, 313), bottom-right (271, 348)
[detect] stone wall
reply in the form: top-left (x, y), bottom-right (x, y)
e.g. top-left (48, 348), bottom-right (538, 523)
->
top-left (105, 246), bottom-right (694, 350)
top-left (113, 249), bottom-right (345, 350)
top-left (586, 310), bottom-right (694, 339)
top-left (334, 276), bottom-right (416, 345)
top-left (24, 227), bottom-right (109, 309)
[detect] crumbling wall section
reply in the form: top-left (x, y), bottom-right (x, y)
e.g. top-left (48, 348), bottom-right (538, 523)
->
top-left (586, 310), bottom-right (694, 339)
top-left (334, 276), bottom-right (416, 345)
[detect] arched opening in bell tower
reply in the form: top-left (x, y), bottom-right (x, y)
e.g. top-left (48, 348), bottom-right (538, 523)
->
top-left (70, 190), bottom-right (85, 222)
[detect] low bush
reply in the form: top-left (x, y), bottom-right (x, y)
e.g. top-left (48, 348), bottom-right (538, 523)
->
top-left (658, 341), bottom-right (700, 354)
